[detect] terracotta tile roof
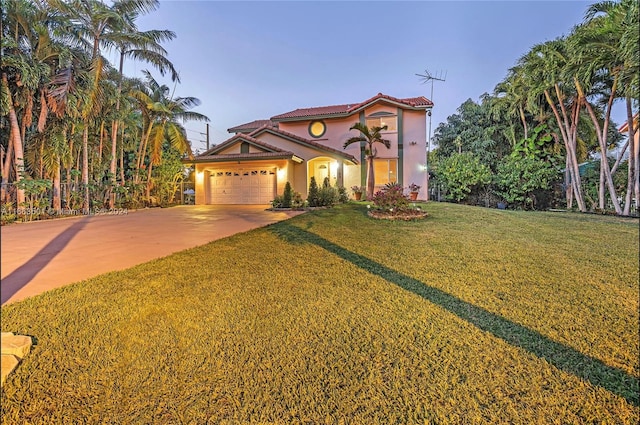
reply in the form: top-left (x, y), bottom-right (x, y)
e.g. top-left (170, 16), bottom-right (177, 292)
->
top-left (271, 93), bottom-right (433, 121)
top-left (270, 104), bottom-right (352, 120)
top-left (227, 119), bottom-right (277, 133)
top-left (196, 133), bottom-right (286, 157)
top-left (618, 112), bottom-right (638, 133)
top-left (191, 151), bottom-right (297, 163)
top-left (250, 125), bottom-right (359, 164)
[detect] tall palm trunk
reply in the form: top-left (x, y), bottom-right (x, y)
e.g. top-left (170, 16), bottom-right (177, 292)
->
top-left (578, 79), bottom-right (621, 214)
top-left (2, 72), bottom-right (25, 207)
top-left (598, 163), bottom-right (606, 210)
top-left (518, 105), bottom-right (528, 140)
top-left (565, 156), bottom-right (573, 208)
top-left (53, 159), bottom-right (61, 211)
top-left (1, 136), bottom-right (13, 202)
top-left (545, 87), bottom-right (586, 212)
top-left (582, 103), bottom-right (621, 213)
top-left (366, 155), bottom-right (375, 199)
top-left (82, 125), bottom-right (90, 213)
top-left (119, 125), bottom-right (126, 186)
top-left (146, 162), bottom-right (154, 202)
top-left (623, 98), bottom-right (638, 216)
top-left (109, 52), bottom-right (126, 208)
top-left (135, 122), bottom-right (154, 184)
top-left (98, 120), bottom-right (105, 165)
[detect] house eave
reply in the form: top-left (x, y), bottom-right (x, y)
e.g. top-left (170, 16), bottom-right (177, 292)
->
top-left (184, 153), bottom-right (297, 164)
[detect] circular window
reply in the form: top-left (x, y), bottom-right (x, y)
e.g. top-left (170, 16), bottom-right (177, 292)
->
top-left (308, 120), bottom-right (326, 138)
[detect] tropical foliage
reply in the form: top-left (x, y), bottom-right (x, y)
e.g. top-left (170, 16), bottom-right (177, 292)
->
top-left (1, 0), bottom-right (208, 220)
top-left (344, 122), bottom-right (391, 199)
top-left (431, 0), bottom-right (638, 215)
top-left (436, 152), bottom-right (492, 203)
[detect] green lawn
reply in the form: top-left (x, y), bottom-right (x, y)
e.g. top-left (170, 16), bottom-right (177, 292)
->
top-left (1, 203), bottom-right (638, 424)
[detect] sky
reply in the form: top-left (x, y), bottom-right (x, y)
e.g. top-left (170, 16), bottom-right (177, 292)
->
top-left (116, 0), bottom-right (600, 153)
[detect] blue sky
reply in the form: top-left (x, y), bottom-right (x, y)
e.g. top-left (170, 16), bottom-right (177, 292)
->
top-left (118, 0), bottom-right (596, 152)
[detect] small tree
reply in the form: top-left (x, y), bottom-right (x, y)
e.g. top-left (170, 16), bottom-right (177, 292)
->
top-left (283, 182), bottom-right (293, 208)
top-left (308, 176), bottom-right (319, 207)
top-left (343, 123), bottom-right (391, 199)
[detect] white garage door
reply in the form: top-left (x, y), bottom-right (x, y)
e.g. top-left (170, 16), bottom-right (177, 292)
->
top-left (209, 168), bottom-right (276, 204)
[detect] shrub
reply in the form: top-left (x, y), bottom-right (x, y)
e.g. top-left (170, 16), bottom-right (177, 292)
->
top-left (317, 186), bottom-right (338, 207)
top-left (323, 176), bottom-right (330, 188)
top-left (283, 182), bottom-right (293, 208)
top-left (436, 152), bottom-right (492, 203)
top-left (495, 155), bottom-right (558, 210)
top-left (337, 186), bottom-right (349, 203)
top-left (16, 177), bottom-right (52, 221)
top-left (308, 177), bottom-right (320, 207)
top-left (271, 195), bottom-right (284, 208)
top-left (1, 202), bottom-right (17, 225)
top-left (291, 192), bottom-right (305, 208)
top-left (271, 184), bottom-right (304, 209)
top-left (371, 182), bottom-right (410, 211)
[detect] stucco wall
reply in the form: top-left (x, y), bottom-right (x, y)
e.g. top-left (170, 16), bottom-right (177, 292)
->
top-left (277, 116), bottom-right (358, 158)
top-left (402, 109), bottom-right (428, 192)
top-left (277, 103), bottom-right (427, 192)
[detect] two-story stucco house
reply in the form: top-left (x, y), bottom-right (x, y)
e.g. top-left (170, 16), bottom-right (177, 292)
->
top-left (190, 93), bottom-right (433, 205)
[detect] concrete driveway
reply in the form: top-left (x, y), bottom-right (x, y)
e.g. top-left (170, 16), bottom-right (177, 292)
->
top-left (1, 205), bottom-right (304, 305)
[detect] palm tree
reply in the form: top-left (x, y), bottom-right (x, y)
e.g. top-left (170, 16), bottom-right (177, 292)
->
top-left (26, 120), bottom-right (72, 210)
top-left (565, 0), bottom-right (640, 214)
top-left (582, 0), bottom-right (639, 215)
top-left (48, 0), bottom-right (122, 211)
top-left (492, 65), bottom-right (531, 141)
top-left (516, 39), bottom-right (587, 212)
top-left (106, 0), bottom-right (178, 207)
top-left (132, 70), bottom-right (208, 202)
top-left (0, 0), bottom-right (57, 206)
top-left (343, 122), bottom-right (391, 199)
top-left (1, 72), bottom-right (26, 207)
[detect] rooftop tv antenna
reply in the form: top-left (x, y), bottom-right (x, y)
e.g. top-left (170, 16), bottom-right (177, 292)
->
top-left (415, 69), bottom-right (446, 201)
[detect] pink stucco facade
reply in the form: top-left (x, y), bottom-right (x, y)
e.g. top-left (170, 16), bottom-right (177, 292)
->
top-left (190, 93), bottom-right (432, 204)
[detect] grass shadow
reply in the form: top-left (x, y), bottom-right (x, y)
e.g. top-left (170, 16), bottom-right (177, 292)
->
top-left (269, 222), bottom-right (639, 406)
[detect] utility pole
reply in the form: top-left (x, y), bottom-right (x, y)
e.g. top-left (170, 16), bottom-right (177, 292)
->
top-left (206, 123), bottom-right (210, 150)
top-left (199, 123), bottom-right (210, 151)
top-left (416, 69), bottom-right (446, 201)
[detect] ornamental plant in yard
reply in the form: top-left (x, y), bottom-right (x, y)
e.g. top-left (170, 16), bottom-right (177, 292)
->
top-left (369, 183), bottom-right (427, 220)
top-left (307, 176), bottom-right (320, 207)
top-left (351, 186), bottom-right (365, 195)
top-left (283, 182), bottom-right (293, 208)
top-left (271, 182), bottom-right (304, 209)
top-left (371, 182), bottom-right (410, 211)
top-left (408, 183), bottom-right (421, 193)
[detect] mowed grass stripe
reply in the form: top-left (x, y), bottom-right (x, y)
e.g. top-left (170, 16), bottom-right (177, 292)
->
top-left (1, 203), bottom-right (638, 424)
top-left (270, 221), bottom-right (639, 405)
